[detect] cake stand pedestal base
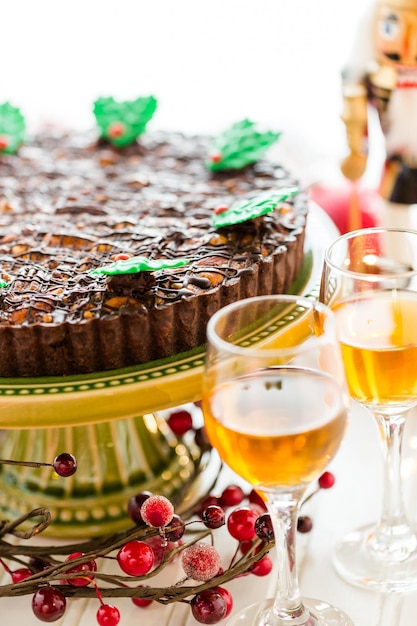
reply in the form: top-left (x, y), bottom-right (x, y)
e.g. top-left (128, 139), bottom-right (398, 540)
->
top-left (0, 413), bottom-right (203, 538)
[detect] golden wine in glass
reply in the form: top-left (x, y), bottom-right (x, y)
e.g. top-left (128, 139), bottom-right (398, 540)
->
top-left (320, 227), bottom-right (417, 591)
top-left (202, 295), bottom-right (353, 626)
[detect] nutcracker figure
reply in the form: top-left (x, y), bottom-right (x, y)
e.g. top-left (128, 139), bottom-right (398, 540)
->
top-left (341, 0), bottom-right (417, 226)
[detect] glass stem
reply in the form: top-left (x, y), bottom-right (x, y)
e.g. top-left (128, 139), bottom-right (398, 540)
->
top-left (263, 487), bottom-right (312, 624)
top-left (370, 409), bottom-right (417, 560)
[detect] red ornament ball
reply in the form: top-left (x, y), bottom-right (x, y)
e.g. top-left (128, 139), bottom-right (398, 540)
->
top-left (227, 507), bottom-right (258, 542)
top-left (32, 586), bottom-right (66, 623)
top-left (117, 540), bottom-right (154, 576)
top-left (96, 603), bottom-right (120, 626)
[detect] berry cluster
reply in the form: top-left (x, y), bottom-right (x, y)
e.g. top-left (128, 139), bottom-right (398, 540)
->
top-left (0, 407), bottom-right (336, 625)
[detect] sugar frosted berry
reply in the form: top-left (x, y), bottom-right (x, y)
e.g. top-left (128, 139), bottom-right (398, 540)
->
top-left (191, 589), bottom-right (227, 624)
top-left (140, 494), bottom-right (174, 528)
top-left (32, 586), bottom-right (66, 622)
top-left (117, 541), bottom-right (154, 576)
top-left (182, 542), bottom-right (221, 581)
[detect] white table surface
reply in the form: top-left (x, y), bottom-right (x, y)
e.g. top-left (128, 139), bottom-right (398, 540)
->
top-left (2, 399), bottom-right (417, 625)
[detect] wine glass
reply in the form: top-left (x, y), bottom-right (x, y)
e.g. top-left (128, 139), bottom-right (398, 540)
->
top-left (202, 295), bottom-right (353, 626)
top-left (320, 226), bottom-right (417, 591)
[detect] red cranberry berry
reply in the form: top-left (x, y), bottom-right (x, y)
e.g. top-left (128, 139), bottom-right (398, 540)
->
top-left (164, 514), bottom-right (186, 542)
top-left (140, 494), bottom-right (174, 528)
top-left (250, 555), bottom-right (273, 577)
top-left (132, 596), bottom-right (153, 608)
top-left (297, 515), bottom-right (314, 534)
top-left (194, 426), bottom-right (212, 451)
top-left (227, 507), bottom-right (258, 542)
top-left (248, 489), bottom-right (267, 512)
top-left (182, 542), bottom-right (221, 581)
top-left (211, 586), bottom-right (233, 617)
top-left (64, 552), bottom-right (97, 587)
top-left (167, 409), bottom-right (193, 436)
top-left (53, 453), bottom-right (77, 477)
top-left (191, 589), bottom-right (227, 624)
top-left (117, 541), bottom-right (154, 576)
top-left (97, 603), bottom-right (120, 626)
top-left (197, 495), bottom-right (221, 518)
top-left (318, 471), bottom-right (335, 489)
top-left (127, 490), bottom-right (152, 525)
top-left (11, 567), bottom-right (33, 582)
top-left (202, 505), bottom-right (225, 530)
top-left (254, 513), bottom-right (274, 542)
top-left (220, 484), bottom-right (245, 507)
top-left (32, 586), bottom-right (66, 622)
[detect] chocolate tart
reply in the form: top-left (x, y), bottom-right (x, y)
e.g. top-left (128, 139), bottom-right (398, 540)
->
top-left (0, 130), bottom-right (308, 377)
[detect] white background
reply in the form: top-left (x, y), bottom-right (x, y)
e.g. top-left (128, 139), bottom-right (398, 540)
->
top-left (2, 0), bottom-right (378, 186)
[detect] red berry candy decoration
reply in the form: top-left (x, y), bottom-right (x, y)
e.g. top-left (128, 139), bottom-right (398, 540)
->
top-left (127, 491), bottom-right (152, 525)
top-left (0, 557), bottom-right (33, 583)
top-left (32, 586), bottom-right (66, 623)
top-left (140, 494), bottom-right (174, 528)
top-left (202, 505), bottom-right (226, 530)
top-left (212, 586), bottom-right (233, 618)
top-left (131, 586), bottom-right (153, 608)
top-left (97, 603), bottom-right (120, 626)
top-left (297, 515), bottom-right (314, 534)
top-left (117, 540), bottom-right (154, 576)
top-left (220, 484), bottom-right (245, 507)
top-left (318, 471), bottom-right (335, 489)
top-left (64, 552), bottom-right (97, 587)
top-left (53, 452), bottom-right (77, 477)
top-left (250, 555), bottom-right (273, 577)
top-left (167, 409), bottom-right (193, 436)
top-left (182, 542), bottom-right (221, 581)
top-left (127, 490), bottom-right (152, 525)
top-left (227, 507), bottom-right (258, 542)
top-left (191, 589), bottom-right (227, 624)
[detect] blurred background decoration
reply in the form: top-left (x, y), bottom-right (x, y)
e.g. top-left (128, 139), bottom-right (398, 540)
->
top-left (2, 0), bottom-right (381, 230)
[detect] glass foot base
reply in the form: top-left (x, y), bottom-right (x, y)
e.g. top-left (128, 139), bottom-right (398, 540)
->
top-left (333, 523), bottom-right (417, 592)
top-left (226, 597), bottom-right (354, 626)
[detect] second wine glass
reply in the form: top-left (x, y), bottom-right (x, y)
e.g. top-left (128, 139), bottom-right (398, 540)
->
top-left (320, 226), bottom-right (417, 591)
top-left (202, 295), bottom-right (352, 626)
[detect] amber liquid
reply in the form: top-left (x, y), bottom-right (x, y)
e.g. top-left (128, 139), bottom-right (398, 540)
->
top-left (332, 291), bottom-right (417, 406)
top-left (202, 367), bottom-right (347, 489)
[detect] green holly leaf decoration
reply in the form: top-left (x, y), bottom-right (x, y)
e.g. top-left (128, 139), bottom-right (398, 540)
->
top-left (206, 119), bottom-right (281, 171)
top-left (91, 256), bottom-right (190, 276)
top-left (212, 188), bottom-right (299, 228)
top-left (93, 96), bottom-right (158, 147)
top-left (0, 102), bottom-right (25, 154)
top-left (0, 279), bottom-right (7, 288)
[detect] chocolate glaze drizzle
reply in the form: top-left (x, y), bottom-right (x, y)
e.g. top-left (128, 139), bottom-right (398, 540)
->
top-left (0, 129), bottom-right (308, 376)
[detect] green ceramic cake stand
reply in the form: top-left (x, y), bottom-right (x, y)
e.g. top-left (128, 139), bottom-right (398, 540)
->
top-left (0, 204), bottom-right (335, 538)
